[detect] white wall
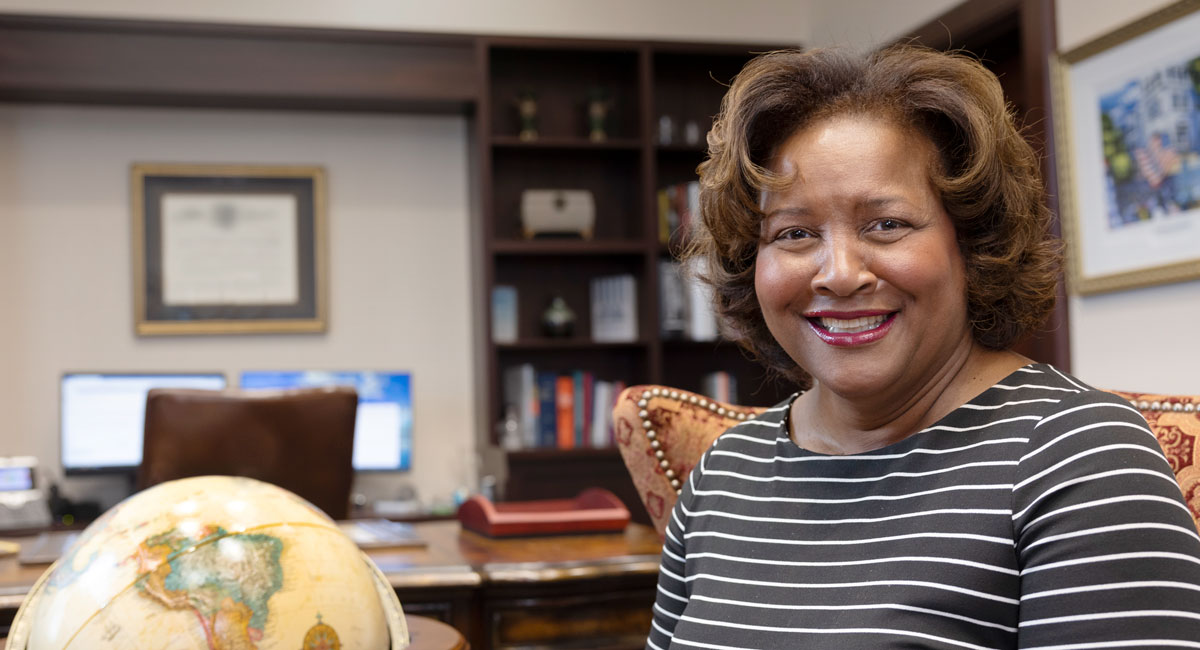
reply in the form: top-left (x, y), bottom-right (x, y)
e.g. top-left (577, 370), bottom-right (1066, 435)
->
top-left (1058, 0), bottom-right (1200, 393)
top-left (806, 0), bottom-right (963, 49)
top-left (0, 105), bottom-right (473, 508)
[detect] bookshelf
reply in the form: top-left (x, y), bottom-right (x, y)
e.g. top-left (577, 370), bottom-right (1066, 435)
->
top-left (477, 38), bottom-right (795, 513)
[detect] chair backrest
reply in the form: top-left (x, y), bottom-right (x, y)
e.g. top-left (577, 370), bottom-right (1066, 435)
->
top-left (1108, 390), bottom-right (1200, 531)
top-left (612, 385), bottom-right (767, 537)
top-left (137, 386), bottom-right (358, 520)
top-left (615, 384), bottom-right (1200, 538)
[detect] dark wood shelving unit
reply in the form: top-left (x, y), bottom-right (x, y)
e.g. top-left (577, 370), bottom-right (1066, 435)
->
top-left (490, 240), bottom-right (648, 256)
top-left (477, 37), bottom-right (797, 517)
top-left (489, 135), bottom-right (643, 150)
top-left (497, 339), bottom-right (651, 351)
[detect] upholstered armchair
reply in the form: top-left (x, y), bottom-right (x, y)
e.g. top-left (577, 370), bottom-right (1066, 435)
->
top-left (613, 385), bottom-right (1200, 538)
top-left (1108, 390), bottom-right (1200, 529)
top-left (612, 386), bottom-right (767, 536)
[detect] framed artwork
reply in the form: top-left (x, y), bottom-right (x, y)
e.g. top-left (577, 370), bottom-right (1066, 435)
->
top-left (1052, 0), bottom-right (1200, 294)
top-left (132, 163), bottom-right (327, 335)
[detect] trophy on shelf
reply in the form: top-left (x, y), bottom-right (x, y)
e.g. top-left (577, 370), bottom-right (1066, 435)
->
top-left (515, 90), bottom-right (539, 141)
top-left (586, 87), bottom-right (613, 142)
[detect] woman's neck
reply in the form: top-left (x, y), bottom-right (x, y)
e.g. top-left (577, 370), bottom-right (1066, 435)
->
top-left (789, 346), bottom-right (1029, 456)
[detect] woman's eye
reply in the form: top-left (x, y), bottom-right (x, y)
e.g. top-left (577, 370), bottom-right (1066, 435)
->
top-left (777, 228), bottom-right (812, 241)
top-left (867, 218), bottom-right (910, 237)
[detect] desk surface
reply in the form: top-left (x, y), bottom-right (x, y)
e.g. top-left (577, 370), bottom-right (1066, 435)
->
top-left (0, 520), bottom-right (662, 610)
top-left (1, 614), bottom-right (467, 650)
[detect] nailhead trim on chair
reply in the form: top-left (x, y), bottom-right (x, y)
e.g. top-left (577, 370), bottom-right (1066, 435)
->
top-left (1128, 398), bottom-right (1197, 413)
top-left (638, 387), bottom-right (759, 495)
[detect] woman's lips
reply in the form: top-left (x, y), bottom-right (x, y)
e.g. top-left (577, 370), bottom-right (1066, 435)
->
top-left (806, 312), bottom-right (897, 347)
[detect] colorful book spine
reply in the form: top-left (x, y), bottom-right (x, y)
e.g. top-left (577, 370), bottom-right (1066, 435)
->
top-left (537, 371), bottom-right (558, 448)
top-left (556, 375), bottom-right (575, 449)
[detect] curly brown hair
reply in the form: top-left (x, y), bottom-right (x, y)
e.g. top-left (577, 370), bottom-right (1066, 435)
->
top-left (686, 45), bottom-right (1061, 389)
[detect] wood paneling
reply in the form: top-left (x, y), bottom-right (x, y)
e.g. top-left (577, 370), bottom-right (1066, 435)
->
top-left (0, 15), bottom-right (478, 112)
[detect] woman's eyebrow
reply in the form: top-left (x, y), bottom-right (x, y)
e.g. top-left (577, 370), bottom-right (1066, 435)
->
top-left (762, 206), bottom-right (811, 220)
top-left (861, 196), bottom-right (908, 209)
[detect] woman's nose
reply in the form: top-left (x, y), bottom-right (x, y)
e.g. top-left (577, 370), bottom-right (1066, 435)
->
top-left (811, 239), bottom-right (875, 296)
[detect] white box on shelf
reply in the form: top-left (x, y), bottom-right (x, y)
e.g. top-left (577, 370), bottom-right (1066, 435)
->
top-left (520, 189), bottom-right (595, 239)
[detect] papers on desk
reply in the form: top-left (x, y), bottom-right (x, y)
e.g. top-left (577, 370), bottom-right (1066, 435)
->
top-left (336, 519), bottom-right (426, 549)
top-left (18, 531), bottom-right (80, 565)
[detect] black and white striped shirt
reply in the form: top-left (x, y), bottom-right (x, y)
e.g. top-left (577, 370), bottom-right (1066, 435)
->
top-left (648, 364), bottom-right (1200, 649)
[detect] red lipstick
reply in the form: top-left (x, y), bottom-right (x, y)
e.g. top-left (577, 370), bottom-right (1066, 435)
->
top-left (805, 311), bottom-right (896, 347)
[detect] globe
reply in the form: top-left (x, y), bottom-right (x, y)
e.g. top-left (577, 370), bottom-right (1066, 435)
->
top-left (8, 476), bottom-right (409, 649)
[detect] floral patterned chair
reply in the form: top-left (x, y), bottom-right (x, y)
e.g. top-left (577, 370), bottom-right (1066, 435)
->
top-left (612, 386), bottom-right (767, 536)
top-left (1108, 390), bottom-right (1200, 531)
top-left (613, 385), bottom-right (1200, 538)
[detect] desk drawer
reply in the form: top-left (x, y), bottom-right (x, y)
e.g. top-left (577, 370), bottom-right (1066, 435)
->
top-left (485, 578), bottom-right (654, 650)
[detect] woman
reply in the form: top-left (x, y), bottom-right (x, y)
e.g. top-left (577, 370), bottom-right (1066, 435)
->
top-left (649, 46), bottom-right (1200, 649)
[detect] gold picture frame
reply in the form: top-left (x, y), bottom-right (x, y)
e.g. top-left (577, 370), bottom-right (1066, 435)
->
top-left (1052, 0), bottom-right (1200, 294)
top-left (132, 163), bottom-right (328, 335)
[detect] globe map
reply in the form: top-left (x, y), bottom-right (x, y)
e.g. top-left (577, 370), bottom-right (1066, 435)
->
top-left (10, 475), bottom-right (408, 650)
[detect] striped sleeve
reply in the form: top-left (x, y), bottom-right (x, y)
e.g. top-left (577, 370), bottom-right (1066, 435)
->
top-left (646, 437), bottom-right (715, 650)
top-left (1012, 389), bottom-right (1200, 648)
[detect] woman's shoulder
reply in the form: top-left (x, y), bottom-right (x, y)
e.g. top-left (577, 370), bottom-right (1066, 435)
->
top-left (999, 363), bottom-right (1156, 450)
top-left (1020, 363), bottom-right (1141, 405)
top-left (942, 363), bottom-right (1146, 444)
top-left (971, 363), bottom-right (1130, 412)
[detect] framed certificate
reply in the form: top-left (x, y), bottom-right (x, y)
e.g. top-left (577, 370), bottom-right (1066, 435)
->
top-left (132, 163), bottom-right (327, 335)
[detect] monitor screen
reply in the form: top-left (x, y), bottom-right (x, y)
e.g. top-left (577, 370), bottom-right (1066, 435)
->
top-left (239, 371), bottom-right (412, 472)
top-left (60, 373), bottom-right (227, 473)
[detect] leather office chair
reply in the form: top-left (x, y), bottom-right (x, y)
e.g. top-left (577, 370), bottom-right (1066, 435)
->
top-left (137, 386), bottom-right (358, 520)
top-left (613, 384), bottom-right (1200, 538)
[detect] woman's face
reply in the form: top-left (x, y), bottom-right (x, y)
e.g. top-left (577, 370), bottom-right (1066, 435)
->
top-left (755, 115), bottom-right (972, 400)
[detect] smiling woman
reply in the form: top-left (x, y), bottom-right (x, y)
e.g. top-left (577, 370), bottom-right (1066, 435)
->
top-left (646, 46), bottom-right (1200, 650)
top-left (755, 116), bottom-right (980, 427)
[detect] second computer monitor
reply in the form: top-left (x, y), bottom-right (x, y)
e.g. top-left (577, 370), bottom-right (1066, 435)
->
top-left (239, 371), bottom-right (412, 471)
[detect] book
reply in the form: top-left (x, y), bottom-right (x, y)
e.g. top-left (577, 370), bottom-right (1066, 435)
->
top-left (683, 258), bottom-right (719, 341)
top-left (537, 371), bottom-right (559, 448)
top-left (336, 519), bottom-right (426, 549)
top-left (702, 370), bottom-right (738, 404)
top-left (656, 180), bottom-right (700, 246)
top-left (502, 363), bottom-right (539, 448)
top-left (491, 285), bottom-right (518, 343)
top-left (574, 370), bottom-right (592, 448)
top-left (590, 380), bottom-right (613, 448)
top-left (556, 375), bottom-right (575, 449)
top-left (590, 274), bottom-right (638, 342)
top-left (657, 189), bottom-right (672, 245)
top-left (658, 260), bottom-right (688, 337)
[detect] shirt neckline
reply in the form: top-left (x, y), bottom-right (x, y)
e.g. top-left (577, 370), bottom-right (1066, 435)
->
top-left (777, 362), bottom-right (1046, 457)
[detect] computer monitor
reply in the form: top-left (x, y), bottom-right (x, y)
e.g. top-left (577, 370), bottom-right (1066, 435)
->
top-left (60, 373), bottom-right (227, 474)
top-left (238, 371), bottom-right (412, 472)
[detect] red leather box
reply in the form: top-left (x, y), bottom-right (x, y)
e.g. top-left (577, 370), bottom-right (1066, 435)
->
top-left (456, 488), bottom-right (630, 537)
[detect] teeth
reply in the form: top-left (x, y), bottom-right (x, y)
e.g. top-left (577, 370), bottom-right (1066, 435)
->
top-left (819, 315), bottom-right (887, 334)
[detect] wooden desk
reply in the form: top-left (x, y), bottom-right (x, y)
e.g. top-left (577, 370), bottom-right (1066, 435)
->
top-left (0, 521), bottom-right (662, 650)
top-left (1, 615), bottom-right (467, 650)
